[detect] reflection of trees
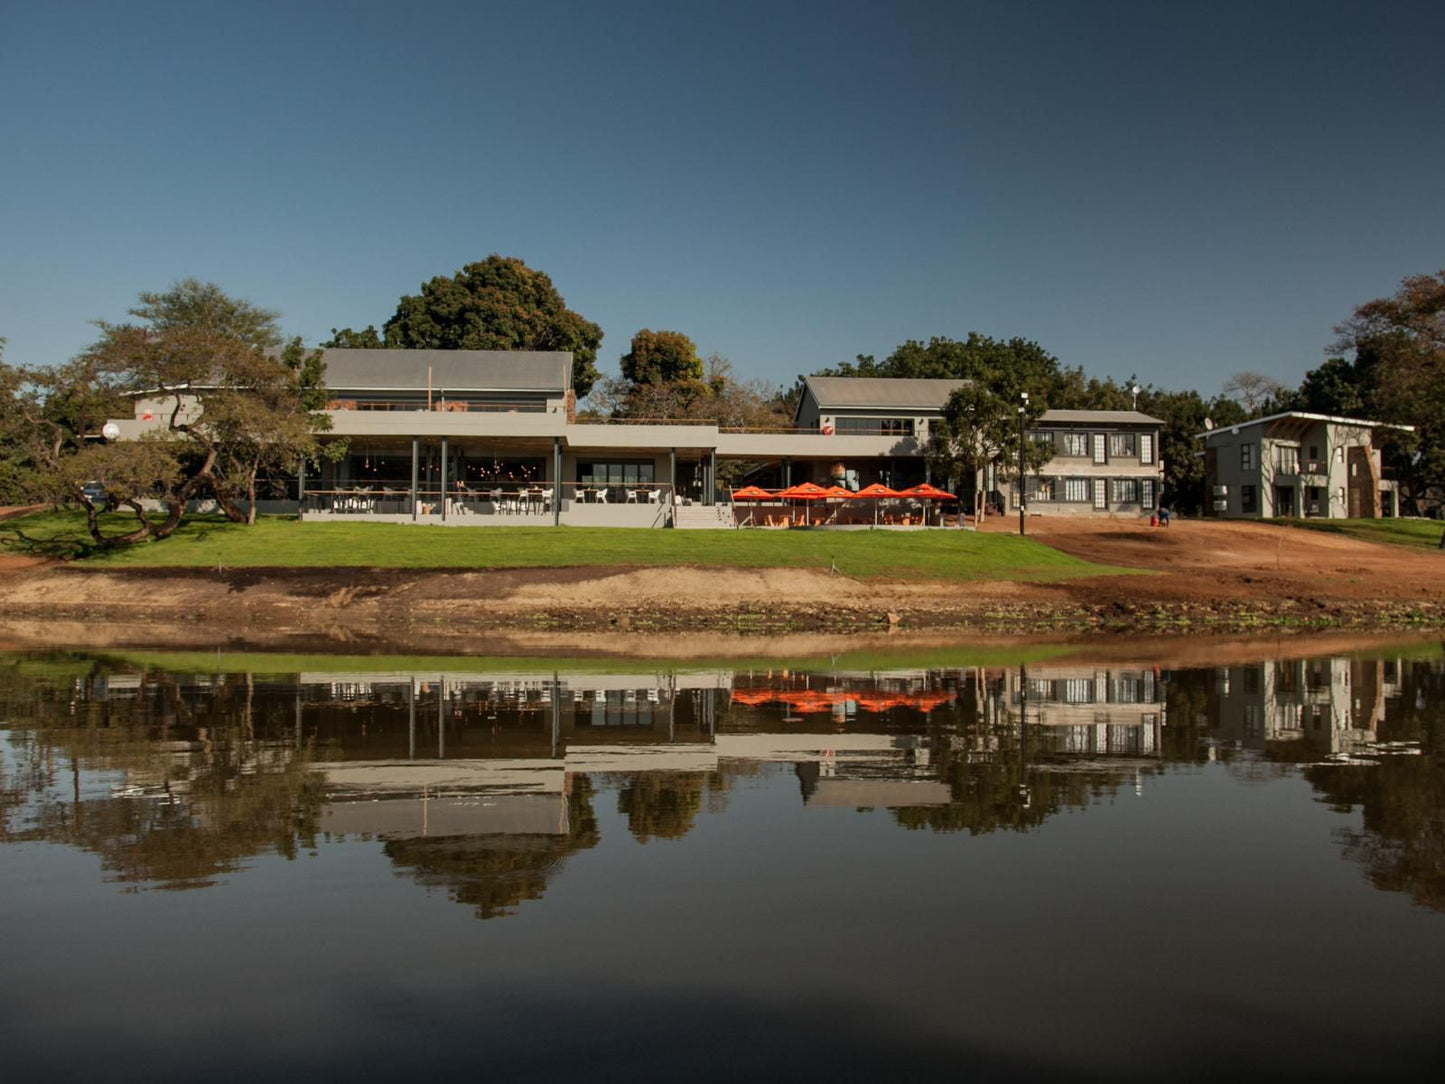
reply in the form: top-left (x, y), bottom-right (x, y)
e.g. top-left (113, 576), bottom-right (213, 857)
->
top-left (383, 777), bottom-right (599, 919)
top-left (1308, 755), bottom-right (1445, 911)
top-left (892, 721), bottom-right (1126, 834)
top-left (1, 666), bottom-right (324, 890)
top-left (1302, 659), bottom-right (1444, 912)
top-left (616, 772), bottom-right (724, 843)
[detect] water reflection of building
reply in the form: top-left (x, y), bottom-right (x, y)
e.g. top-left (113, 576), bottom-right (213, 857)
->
top-left (998, 666), bottom-right (1167, 761)
top-left (1207, 657), bottom-right (1389, 759)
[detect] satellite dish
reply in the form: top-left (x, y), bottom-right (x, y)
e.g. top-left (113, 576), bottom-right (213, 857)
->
top-left (1203, 418), bottom-right (1214, 431)
top-left (101, 422), bottom-right (120, 440)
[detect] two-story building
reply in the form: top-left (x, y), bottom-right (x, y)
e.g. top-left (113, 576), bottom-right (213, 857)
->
top-left (1199, 412), bottom-right (1410, 519)
top-left (1011, 409), bottom-right (1166, 517)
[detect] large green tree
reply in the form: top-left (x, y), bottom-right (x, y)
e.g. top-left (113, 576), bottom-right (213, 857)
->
top-left (1330, 270), bottom-right (1445, 513)
top-left (15, 282), bottom-right (333, 548)
top-left (928, 383), bottom-right (1053, 525)
top-left (325, 255), bottom-right (604, 397)
top-left (824, 333), bottom-right (1083, 405)
top-left (620, 328), bottom-right (703, 386)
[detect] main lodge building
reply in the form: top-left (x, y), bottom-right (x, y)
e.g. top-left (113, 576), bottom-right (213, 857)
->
top-left (107, 349), bottom-right (1167, 527)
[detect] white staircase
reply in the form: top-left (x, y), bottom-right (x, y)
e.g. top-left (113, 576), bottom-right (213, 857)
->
top-left (672, 503), bottom-right (736, 529)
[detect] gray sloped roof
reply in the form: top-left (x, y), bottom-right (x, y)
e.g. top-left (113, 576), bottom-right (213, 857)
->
top-left (321, 349), bottom-right (572, 393)
top-left (1039, 409), bottom-right (1164, 426)
top-left (804, 376), bottom-right (970, 409)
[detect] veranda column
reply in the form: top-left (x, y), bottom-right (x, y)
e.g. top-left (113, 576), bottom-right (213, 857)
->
top-left (410, 437), bottom-right (419, 521)
top-left (553, 437), bottom-right (562, 526)
top-left (704, 450), bottom-right (716, 506)
top-left (440, 437), bottom-right (449, 522)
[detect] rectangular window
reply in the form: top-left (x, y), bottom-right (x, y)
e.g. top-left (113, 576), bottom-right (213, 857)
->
top-left (578, 460), bottom-right (655, 485)
top-left (1277, 446), bottom-right (1299, 474)
top-left (1031, 430), bottom-right (1054, 448)
top-left (1093, 479), bottom-right (1107, 509)
top-left (1028, 477), bottom-right (1055, 501)
top-left (835, 417), bottom-right (914, 436)
top-left (1241, 484), bottom-right (1257, 514)
top-left (1111, 478), bottom-right (1140, 504)
top-left (1140, 433), bottom-right (1154, 464)
top-left (1063, 477), bottom-right (1090, 502)
top-left (1141, 478), bottom-right (1156, 509)
top-left (1092, 434), bottom-right (1107, 464)
top-left (1108, 432), bottom-right (1136, 458)
top-left (1241, 443), bottom-right (1256, 471)
top-left (1060, 432), bottom-right (1089, 457)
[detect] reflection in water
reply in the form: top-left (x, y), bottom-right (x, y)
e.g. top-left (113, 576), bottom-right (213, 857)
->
top-left (2, 647), bottom-right (1443, 914)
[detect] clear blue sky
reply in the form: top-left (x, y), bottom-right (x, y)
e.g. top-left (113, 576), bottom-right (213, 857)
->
top-left (2, 0), bottom-right (1441, 398)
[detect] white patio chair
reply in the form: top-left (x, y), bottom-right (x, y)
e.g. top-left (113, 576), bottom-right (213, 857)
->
top-left (596, 488), bottom-right (610, 504)
top-left (647, 488), bottom-right (662, 503)
top-left (626, 489), bottom-right (640, 503)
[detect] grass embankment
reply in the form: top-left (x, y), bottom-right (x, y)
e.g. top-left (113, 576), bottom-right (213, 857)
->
top-left (3, 511), bottom-right (1131, 583)
top-left (1, 642), bottom-right (1082, 679)
top-left (1275, 517), bottom-right (1445, 550)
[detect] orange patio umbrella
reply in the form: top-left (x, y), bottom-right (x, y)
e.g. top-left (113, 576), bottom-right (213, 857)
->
top-left (897, 483), bottom-right (954, 499)
top-left (849, 482), bottom-right (901, 526)
top-left (777, 481), bottom-right (830, 525)
top-left (897, 482), bottom-right (955, 525)
top-left (730, 485), bottom-right (774, 501)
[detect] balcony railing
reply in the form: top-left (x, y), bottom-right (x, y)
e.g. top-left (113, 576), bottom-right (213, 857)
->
top-left (301, 482), bottom-right (677, 518)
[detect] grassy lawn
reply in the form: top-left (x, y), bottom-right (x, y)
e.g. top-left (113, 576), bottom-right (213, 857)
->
top-left (1276, 517), bottom-right (1445, 551)
top-left (2, 511), bottom-right (1133, 583)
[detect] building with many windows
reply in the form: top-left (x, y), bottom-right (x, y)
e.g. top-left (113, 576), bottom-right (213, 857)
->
top-left (104, 351), bottom-right (1169, 527)
top-left (1012, 409), bottom-right (1166, 517)
top-left (1199, 412), bottom-right (1410, 519)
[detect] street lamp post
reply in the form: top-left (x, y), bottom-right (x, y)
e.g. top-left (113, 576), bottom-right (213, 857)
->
top-left (1017, 391), bottom-right (1029, 536)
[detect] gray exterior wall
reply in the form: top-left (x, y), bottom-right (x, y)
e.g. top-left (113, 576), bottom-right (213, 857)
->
top-left (1203, 418), bottom-right (1383, 519)
top-left (1007, 415), bottom-right (1165, 516)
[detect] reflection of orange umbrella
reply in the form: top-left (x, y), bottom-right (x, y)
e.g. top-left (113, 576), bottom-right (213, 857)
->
top-left (730, 689), bottom-right (774, 706)
top-left (854, 693), bottom-right (904, 712)
top-left (730, 485), bottom-right (774, 501)
top-left (907, 691), bottom-right (957, 712)
top-left (779, 689), bottom-right (837, 713)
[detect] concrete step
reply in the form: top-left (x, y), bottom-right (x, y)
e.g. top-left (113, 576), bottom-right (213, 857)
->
top-left (672, 504), bottom-right (735, 529)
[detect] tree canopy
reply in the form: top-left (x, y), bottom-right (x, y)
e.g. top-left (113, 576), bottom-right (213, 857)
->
top-left (1329, 270), bottom-right (1445, 513)
top-left (325, 255), bottom-right (604, 397)
top-left (11, 281), bottom-right (333, 549)
top-left (620, 329), bottom-right (703, 386)
top-left (928, 383), bottom-right (1053, 523)
top-left (823, 334), bottom-right (1084, 405)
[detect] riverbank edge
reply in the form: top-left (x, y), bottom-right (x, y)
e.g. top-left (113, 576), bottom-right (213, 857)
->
top-left (2, 576), bottom-right (1442, 637)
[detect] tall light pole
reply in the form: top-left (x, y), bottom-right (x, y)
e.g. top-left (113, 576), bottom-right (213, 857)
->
top-left (1017, 391), bottom-right (1029, 536)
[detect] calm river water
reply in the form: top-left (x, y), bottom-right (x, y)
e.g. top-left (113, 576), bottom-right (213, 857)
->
top-left (3, 639), bottom-right (1444, 1080)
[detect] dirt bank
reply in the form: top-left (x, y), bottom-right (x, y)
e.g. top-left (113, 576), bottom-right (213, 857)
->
top-left (1, 519), bottom-right (1442, 644)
